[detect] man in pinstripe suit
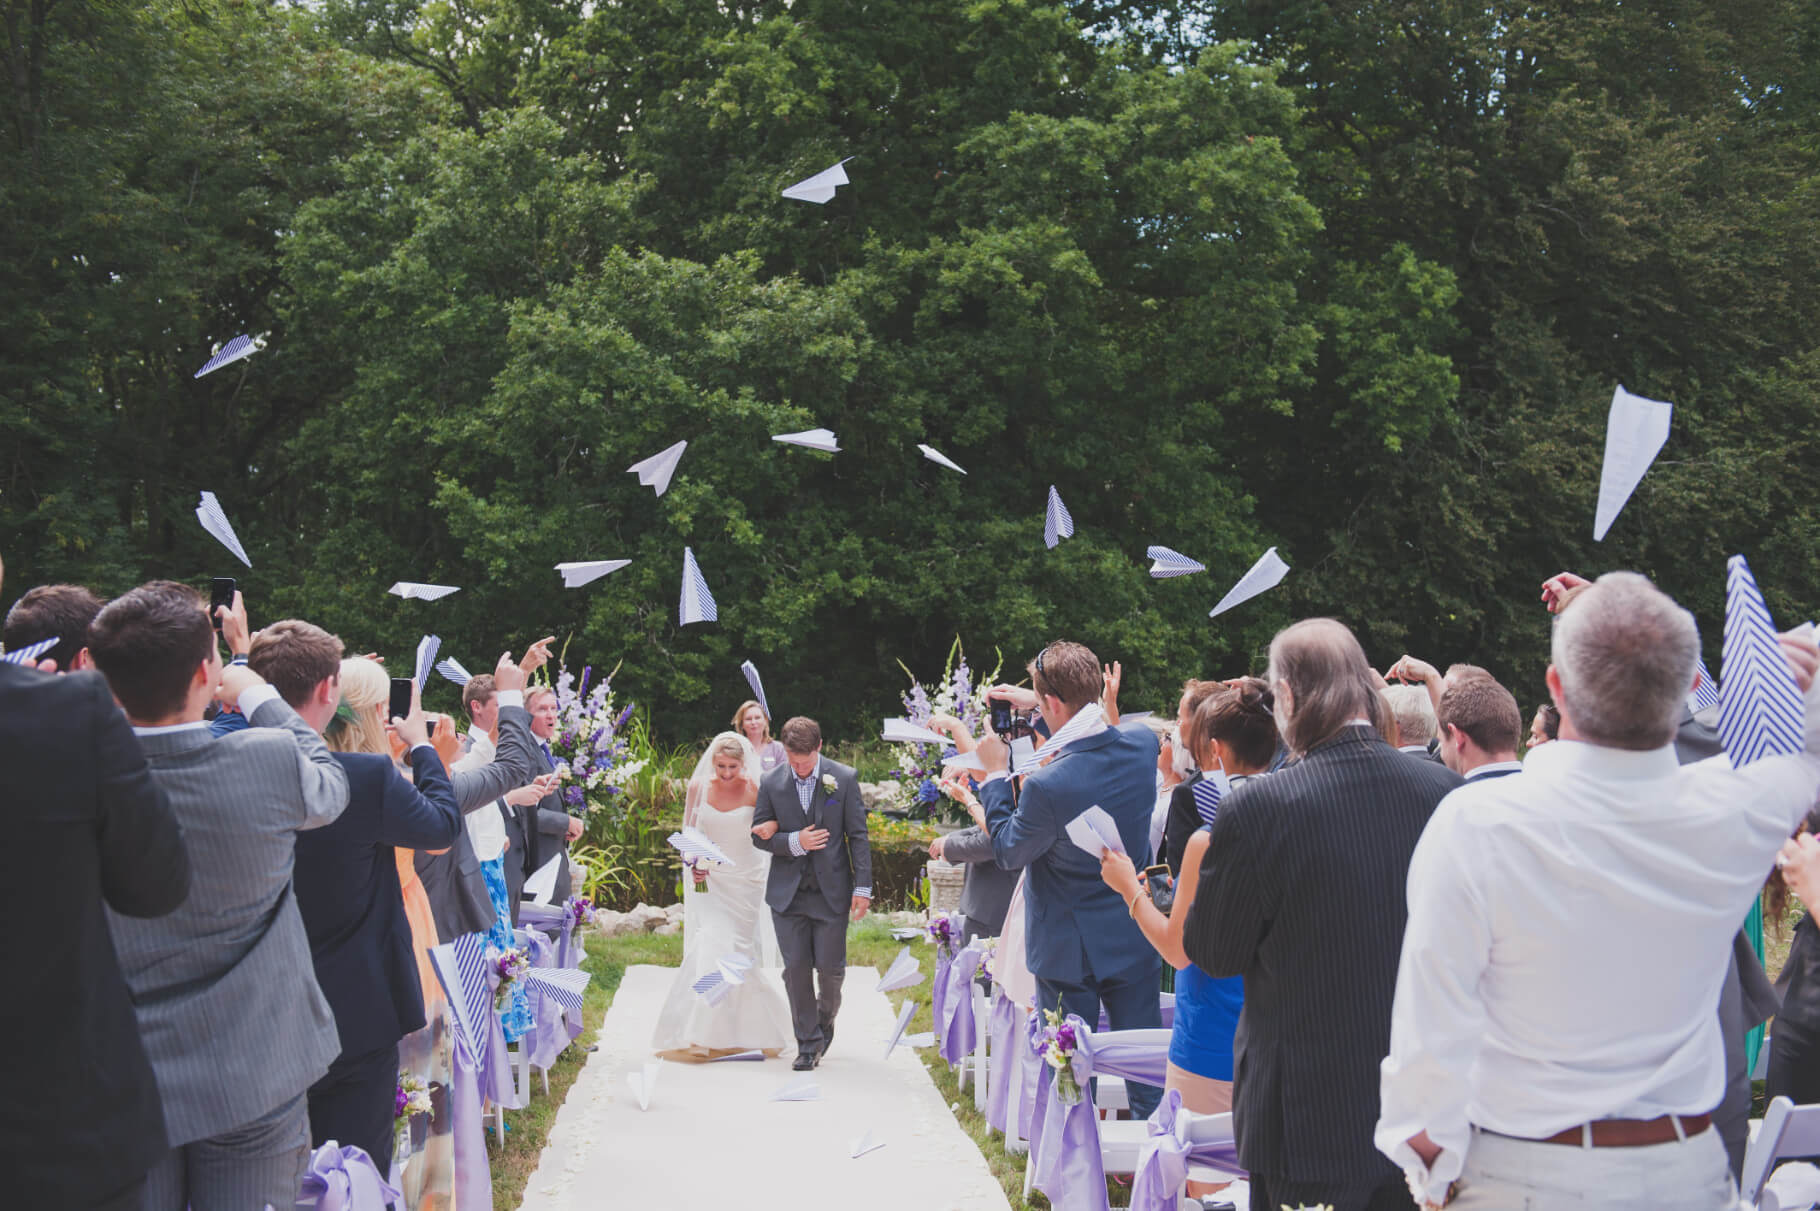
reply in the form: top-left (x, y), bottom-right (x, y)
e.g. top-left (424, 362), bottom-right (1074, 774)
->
top-left (88, 582), bottom-right (350, 1211)
top-left (1184, 618), bottom-right (1460, 1211)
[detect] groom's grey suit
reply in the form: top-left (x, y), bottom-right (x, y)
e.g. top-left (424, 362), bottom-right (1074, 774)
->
top-left (752, 755), bottom-right (871, 1055)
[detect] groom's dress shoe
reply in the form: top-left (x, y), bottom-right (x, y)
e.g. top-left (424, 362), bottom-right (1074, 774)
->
top-left (792, 1051), bottom-right (816, 1072)
top-left (818, 1021), bottom-right (835, 1057)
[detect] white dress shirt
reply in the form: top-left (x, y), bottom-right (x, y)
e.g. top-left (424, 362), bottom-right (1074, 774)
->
top-left (451, 727), bottom-right (509, 861)
top-left (1377, 676), bottom-right (1820, 1203)
top-left (1462, 759), bottom-right (1523, 780)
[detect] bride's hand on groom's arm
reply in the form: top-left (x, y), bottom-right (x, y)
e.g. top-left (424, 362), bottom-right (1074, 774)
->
top-left (751, 820), bottom-right (779, 840)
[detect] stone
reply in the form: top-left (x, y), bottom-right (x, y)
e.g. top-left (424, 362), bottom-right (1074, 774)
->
top-left (885, 910), bottom-right (924, 927)
top-left (859, 781), bottom-right (904, 812)
top-left (926, 860), bottom-right (965, 914)
top-left (663, 902), bottom-right (685, 922)
top-left (593, 910), bottom-right (639, 938)
top-left (653, 922), bottom-right (682, 936)
top-left (626, 903), bottom-right (669, 932)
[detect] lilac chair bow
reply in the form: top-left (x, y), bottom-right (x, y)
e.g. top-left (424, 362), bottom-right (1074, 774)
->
top-left (1130, 1088), bottom-right (1245, 1211)
top-left (1029, 1016), bottom-right (1172, 1211)
top-left (1018, 1008), bottom-right (1048, 1140)
top-left (517, 901), bottom-right (584, 970)
top-left (481, 965), bottom-right (525, 1111)
top-left (931, 945), bottom-right (955, 1044)
top-left (514, 929), bottom-right (569, 1071)
top-left (984, 990), bottom-right (1020, 1133)
top-left (938, 943), bottom-right (985, 1065)
top-left (297, 1142), bottom-right (401, 1211)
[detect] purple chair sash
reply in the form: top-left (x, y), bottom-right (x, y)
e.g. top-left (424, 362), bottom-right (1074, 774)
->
top-left (481, 967), bottom-right (525, 1110)
top-left (984, 991), bottom-right (1019, 1133)
top-left (297, 1142), bottom-right (401, 1211)
top-left (1130, 1089), bottom-right (1246, 1211)
top-left (930, 946), bottom-right (954, 1044)
top-left (1029, 1015), bottom-right (1171, 1211)
top-left (1017, 1010), bottom-right (1046, 1140)
top-left (446, 1009), bottom-right (494, 1211)
top-left (518, 901), bottom-right (583, 970)
top-left (514, 929), bottom-right (570, 1071)
top-left (938, 944), bottom-right (985, 1065)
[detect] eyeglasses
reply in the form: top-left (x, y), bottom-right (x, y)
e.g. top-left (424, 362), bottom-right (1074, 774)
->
top-left (1034, 641), bottom-right (1058, 687)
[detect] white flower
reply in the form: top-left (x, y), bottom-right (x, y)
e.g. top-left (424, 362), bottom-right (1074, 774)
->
top-left (821, 773), bottom-right (837, 793)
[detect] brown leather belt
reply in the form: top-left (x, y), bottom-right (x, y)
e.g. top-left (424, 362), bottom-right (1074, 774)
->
top-left (1526, 1114), bottom-right (1712, 1147)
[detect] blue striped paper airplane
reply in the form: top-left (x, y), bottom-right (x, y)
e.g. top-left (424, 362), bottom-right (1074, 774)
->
top-left (1718, 555), bottom-right (1806, 767)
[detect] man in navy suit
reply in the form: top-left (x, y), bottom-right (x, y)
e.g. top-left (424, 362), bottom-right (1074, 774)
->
top-left (975, 640), bottom-right (1164, 1117)
top-left (246, 620), bottom-right (462, 1170)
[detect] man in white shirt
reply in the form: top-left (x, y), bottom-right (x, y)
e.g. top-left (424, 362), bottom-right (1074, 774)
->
top-left (1376, 571), bottom-right (1820, 1209)
top-left (1433, 673), bottom-right (1523, 781)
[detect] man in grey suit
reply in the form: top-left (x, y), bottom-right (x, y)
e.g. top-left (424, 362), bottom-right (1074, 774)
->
top-left (929, 821), bottom-right (1016, 945)
top-left (751, 717), bottom-right (871, 1070)
top-left (88, 581), bottom-right (350, 1211)
top-left (526, 684), bottom-right (585, 909)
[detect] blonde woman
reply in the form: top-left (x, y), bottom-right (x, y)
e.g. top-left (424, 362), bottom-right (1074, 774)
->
top-left (734, 699), bottom-right (787, 773)
top-left (651, 731), bottom-right (793, 1059)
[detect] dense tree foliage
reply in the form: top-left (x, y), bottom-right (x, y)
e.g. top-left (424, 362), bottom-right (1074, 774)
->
top-left (5, 0), bottom-right (1816, 739)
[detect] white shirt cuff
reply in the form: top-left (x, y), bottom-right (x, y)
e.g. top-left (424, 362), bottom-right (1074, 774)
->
top-left (237, 683), bottom-right (282, 717)
top-left (495, 689), bottom-right (524, 708)
top-left (788, 831), bottom-right (806, 857)
top-left (982, 769), bottom-right (1012, 784)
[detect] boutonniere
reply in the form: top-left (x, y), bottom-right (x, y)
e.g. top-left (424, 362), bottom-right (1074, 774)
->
top-left (821, 773), bottom-right (837, 794)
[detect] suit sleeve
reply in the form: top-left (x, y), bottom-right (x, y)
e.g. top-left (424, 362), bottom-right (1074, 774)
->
top-left (1182, 789), bottom-right (1269, 978)
top-left (90, 678), bottom-right (190, 918)
top-left (538, 803), bottom-right (572, 835)
top-left (751, 781), bottom-right (793, 856)
top-left (1163, 782), bottom-right (1200, 875)
top-left (940, 824), bottom-right (996, 865)
top-left (985, 775), bottom-right (1057, 871)
top-left (449, 705), bottom-right (536, 813)
top-left (381, 748), bottom-right (464, 849)
top-left (844, 771), bottom-right (872, 894)
top-left (247, 693), bottom-right (349, 830)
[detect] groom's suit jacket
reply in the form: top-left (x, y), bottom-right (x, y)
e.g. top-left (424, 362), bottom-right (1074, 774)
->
top-left (751, 757), bottom-right (871, 917)
top-left (107, 694), bottom-right (349, 1147)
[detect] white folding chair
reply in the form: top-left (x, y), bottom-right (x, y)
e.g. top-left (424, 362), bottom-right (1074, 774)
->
top-left (1023, 1025), bottom-right (1173, 1202)
top-left (1742, 1096), bottom-right (1820, 1208)
top-left (961, 980), bottom-right (992, 1110)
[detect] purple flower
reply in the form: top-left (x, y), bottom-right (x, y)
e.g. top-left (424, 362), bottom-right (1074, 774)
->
top-left (394, 1084), bottom-right (409, 1117)
top-left (1056, 1023), bottom-right (1077, 1050)
top-left (578, 666), bottom-right (592, 700)
top-left (614, 702), bottom-right (636, 731)
top-left (564, 787), bottom-right (585, 807)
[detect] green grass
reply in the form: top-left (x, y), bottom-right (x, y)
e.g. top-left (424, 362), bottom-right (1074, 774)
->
top-left (490, 918), bottom-right (1046, 1210)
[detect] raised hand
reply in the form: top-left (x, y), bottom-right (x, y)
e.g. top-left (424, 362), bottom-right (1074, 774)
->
top-left (520, 636), bottom-right (557, 677)
top-left (217, 590), bottom-right (252, 658)
top-left (388, 678), bottom-right (429, 749)
top-left (1387, 655), bottom-right (1441, 685)
top-left (1540, 571), bottom-right (1592, 613)
top-left (988, 683), bottom-right (1039, 712)
top-left (493, 650), bottom-right (525, 693)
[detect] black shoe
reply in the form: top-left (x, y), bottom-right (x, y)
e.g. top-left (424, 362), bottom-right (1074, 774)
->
top-left (818, 1021), bottom-right (834, 1058)
top-left (792, 1051), bottom-right (816, 1071)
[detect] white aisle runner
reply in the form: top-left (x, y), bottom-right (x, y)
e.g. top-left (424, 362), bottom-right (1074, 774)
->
top-left (518, 964), bottom-right (1012, 1211)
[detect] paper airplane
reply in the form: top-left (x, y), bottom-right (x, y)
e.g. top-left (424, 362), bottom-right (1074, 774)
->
top-left (781, 158), bottom-right (853, 204)
top-left (435, 657), bottom-right (472, 686)
top-left (626, 1061), bottom-right (660, 1112)
top-left (1121, 712), bottom-right (1153, 723)
top-left (918, 444), bottom-right (967, 474)
top-left (882, 717), bottom-right (950, 746)
top-left (627, 440), bottom-right (687, 497)
top-left (875, 947), bottom-right (924, 993)
top-left (770, 1075), bottom-right (820, 1101)
top-left (196, 491), bottom-right (252, 568)
top-left (1718, 556), bottom-right (1806, 767)
top-left (523, 966), bottom-right (590, 1017)
top-left (679, 547), bottom-right (717, 626)
top-left (1044, 486), bottom-right (1074, 549)
top-left (0, 637), bottom-right (56, 666)
top-left (669, 826), bottom-right (735, 867)
top-left (522, 853), bottom-right (563, 904)
top-left (882, 999), bottom-right (918, 1059)
top-left (414, 634), bottom-right (441, 689)
top-left (1687, 657), bottom-right (1720, 715)
top-left (692, 954), bottom-right (754, 1007)
top-left (771, 428), bottom-right (840, 453)
top-left (942, 750), bottom-right (985, 773)
top-left (1209, 547), bottom-right (1289, 617)
top-left (903, 1032), bottom-right (935, 1049)
top-left (1593, 385), bottom-right (1673, 541)
top-left (193, 334), bottom-right (261, 379)
top-left (889, 927), bottom-right (922, 942)
top-left (1064, 805), bottom-right (1126, 858)
top-left (708, 1049), bottom-right (766, 1063)
top-left (849, 1129), bottom-right (886, 1158)
top-left (556, 560), bottom-right (630, 588)
top-left (741, 660), bottom-right (771, 720)
top-left (389, 582), bottom-right (460, 601)
top-left (1147, 545), bottom-right (1206, 578)
top-left (1009, 735), bottom-right (1038, 771)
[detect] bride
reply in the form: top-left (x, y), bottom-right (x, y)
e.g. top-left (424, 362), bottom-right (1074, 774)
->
top-left (651, 731), bottom-right (794, 1060)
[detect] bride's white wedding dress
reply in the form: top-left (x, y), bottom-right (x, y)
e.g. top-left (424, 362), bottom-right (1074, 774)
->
top-left (651, 797), bottom-right (795, 1059)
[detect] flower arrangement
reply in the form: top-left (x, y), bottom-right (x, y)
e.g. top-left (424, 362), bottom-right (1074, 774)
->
top-left (567, 895), bottom-right (596, 930)
top-left (544, 662), bottom-right (649, 814)
top-left (394, 1071), bottom-right (432, 1155)
top-left (977, 936), bottom-right (998, 984)
top-left (1037, 1008), bottom-right (1083, 1105)
top-left (490, 946), bottom-right (529, 1011)
top-left (926, 909), bottom-right (962, 958)
top-left (887, 639), bottom-right (1003, 819)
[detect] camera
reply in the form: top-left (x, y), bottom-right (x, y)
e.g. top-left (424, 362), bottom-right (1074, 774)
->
top-left (989, 697), bottom-right (1033, 739)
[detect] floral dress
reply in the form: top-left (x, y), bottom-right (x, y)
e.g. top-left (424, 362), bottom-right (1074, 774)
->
top-left (480, 857), bottom-right (533, 1042)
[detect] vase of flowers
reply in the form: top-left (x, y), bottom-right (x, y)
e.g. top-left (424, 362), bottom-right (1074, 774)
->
top-left (886, 639), bottom-right (1002, 821)
top-left (1038, 1008), bottom-right (1083, 1105)
top-left (489, 946), bottom-right (529, 1012)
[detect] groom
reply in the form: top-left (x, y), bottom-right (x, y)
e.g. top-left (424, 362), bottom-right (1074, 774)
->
top-left (751, 716), bottom-right (872, 1070)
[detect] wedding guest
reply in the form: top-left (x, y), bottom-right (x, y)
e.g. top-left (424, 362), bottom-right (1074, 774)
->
top-left (1161, 678), bottom-right (1224, 874)
top-left (1529, 702), bottom-right (1560, 747)
top-left (89, 581), bottom-right (349, 1211)
top-left (3, 580), bottom-right (104, 672)
top-left (735, 698), bottom-right (788, 773)
top-left (1384, 682), bottom-right (1441, 760)
top-left (1769, 819), bottom-right (1820, 1107)
top-left (1433, 674), bottom-right (1523, 780)
top-left (524, 684), bottom-right (584, 912)
top-left (1144, 716), bottom-right (1194, 862)
top-left (976, 640), bottom-right (1165, 1118)
top-left (248, 627), bottom-right (461, 1170)
top-left (1377, 572), bottom-right (1820, 1210)
top-left (929, 776), bottom-right (1017, 945)
top-left (1, 555), bottom-right (190, 1211)
top-left (1184, 617), bottom-right (1460, 1211)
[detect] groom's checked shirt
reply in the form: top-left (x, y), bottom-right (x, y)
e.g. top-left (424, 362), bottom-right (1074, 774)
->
top-left (784, 762), bottom-right (870, 899)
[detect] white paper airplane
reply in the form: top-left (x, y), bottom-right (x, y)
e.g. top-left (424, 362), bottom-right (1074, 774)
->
top-left (435, 658), bottom-right (472, 686)
top-left (389, 583), bottom-right (460, 601)
top-left (875, 947), bottom-right (924, 994)
top-left (627, 440), bottom-right (687, 497)
top-left (522, 853), bottom-right (563, 903)
top-left (626, 1061), bottom-right (660, 1112)
top-left (772, 427), bottom-right (841, 453)
top-left (741, 660), bottom-right (771, 720)
top-left (708, 1049), bottom-right (765, 1063)
top-left (849, 1129), bottom-right (886, 1158)
top-left (679, 547), bottom-right (717, 626)
top-left (771, 1075), bottom-right (821, 1101)
top-left (1593, 385), bottom-right (1673, 541)
top-left (942, 750), bottom-right (986, 773)
top-left (193, 334), bottom-right (263, 379)
top-left (669, 826), bottom-right (735, 867)
top-left (1064, 805), bottom-right (1126, 858)
top-left (1044, 486), bottom-right (1074, 549)
top-left (918, 444), bottom-right (967, 474)
top-left (1209, 547), bottom-right (1289, 617)
top-left (196, 491), bottom-right (252, 568)
top-left (882, 999), bottom-right (919, 1059)
top-left (556, 560), bottom-right (630, 588)
top-left (902, 1032), bottom-right (934, 1049)
top-left (1146, 545), bottom-right (1206, 578)
top-left (414, 634), bottom-right (441, 688)
top-left (882, 717), bottom-right (950, 746)
top-left (781, 158), bottom-right (854, 204)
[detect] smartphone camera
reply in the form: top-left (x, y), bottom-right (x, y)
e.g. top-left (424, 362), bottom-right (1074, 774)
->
top-left (210, 577), bottom-right (237, 632)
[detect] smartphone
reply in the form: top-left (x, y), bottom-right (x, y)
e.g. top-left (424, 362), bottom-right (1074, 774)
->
top-left (210, 578), bottom-right (237, 631)
top-left (388, 677), bottom-right (414, 724)
top-left (1143, 864), bottom-right (1173, 886)
top-left (426, 716), bottom-right (438, 740)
